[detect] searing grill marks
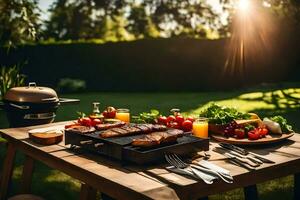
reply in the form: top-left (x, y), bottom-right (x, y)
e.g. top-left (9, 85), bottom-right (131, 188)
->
top-left (100, 124), bottom-right (167, 138)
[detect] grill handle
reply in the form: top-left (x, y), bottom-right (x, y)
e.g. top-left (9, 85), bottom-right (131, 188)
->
top-left (59, 98), bottom-right (80, 105)
top-left (10, 103), bottom-right (30, 110)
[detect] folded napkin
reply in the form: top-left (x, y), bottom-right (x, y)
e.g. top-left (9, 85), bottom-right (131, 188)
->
top-left (197, 160), bottom-right (231, 176)
top-left (166, 166), bottom-right (218, 184)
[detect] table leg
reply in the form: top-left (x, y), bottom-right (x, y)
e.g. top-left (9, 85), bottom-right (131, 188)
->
top-left (20, 155), bottom-right (35, 194)
top-left (101, 193), bottom-right (116, 200)
top-left (295, 173), bottom-right (300, 200)
top-left (80, 183), bottom-right (97, 200)
top-left (0, 143), bottom-right (16, 200)
top-left (244, 184), bottom-right (258, 200)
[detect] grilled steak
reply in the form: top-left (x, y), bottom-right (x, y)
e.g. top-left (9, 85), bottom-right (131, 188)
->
top-left (100, 124), bottom-right (167, 138)
top-left (131, 129), bottom-right (184, 147)
top-left (66, 126), bottom-right (96, 134)
top-left (95, 122), bottom-right (126, 131)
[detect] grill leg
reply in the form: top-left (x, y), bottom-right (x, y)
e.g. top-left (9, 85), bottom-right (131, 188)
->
top-left (244, 184), bottom-right (258, 200)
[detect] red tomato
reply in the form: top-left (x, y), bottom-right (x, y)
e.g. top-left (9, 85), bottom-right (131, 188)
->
top-left (91, 118), bottom-right (102, 126)
top-left (258, 128), bottom-right (268, 137)
top-left (107, 106), bottom-right (117, 118)
top-left (234, 129), bottom-right (245, 139)
top-left (175, 115), bottom-right (185, 125)
top-left (102, 106), bottom-right (117, 118)
top-left (169, 121), bottom-right (180, 129)
top-left (182, 120), bottom-right (193, 132)
top-left (248, 130), bottom-right (260, 140)
top-left (167, 115), bottom-right (176, 123)
top-left (186, 117), bottom-right (195, 122)
top-left (79, 117), bottom-right (93, 126)
top-left (158, 116), bottom-right (167, 125)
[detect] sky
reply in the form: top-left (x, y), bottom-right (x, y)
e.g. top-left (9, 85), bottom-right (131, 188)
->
top-left (38, 0), bottom-right (225, 22)
top-left (38, 0), bottom-right (53, 21)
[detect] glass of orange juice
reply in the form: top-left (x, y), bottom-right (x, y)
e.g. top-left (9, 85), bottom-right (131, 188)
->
top-left (192, 117), bottom-right (209, 138)
top-left (115, 108), bottom-right (130, 123)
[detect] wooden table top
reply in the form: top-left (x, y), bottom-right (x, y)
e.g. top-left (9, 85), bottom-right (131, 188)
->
top-left (1, 121), bottom-right (300, 200)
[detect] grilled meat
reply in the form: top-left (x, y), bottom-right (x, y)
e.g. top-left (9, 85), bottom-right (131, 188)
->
top-left (100, 124), bottom-right (167, 138)
top-left (66, 125), bottom-right (96, 134)
top-left (95, 121), bottom-right (126, 131)
top-left (131, 129), bottom-right (184, 147)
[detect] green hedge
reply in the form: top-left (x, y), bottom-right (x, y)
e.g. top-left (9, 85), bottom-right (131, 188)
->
top-left (1, 37), bottom-right (299, 92)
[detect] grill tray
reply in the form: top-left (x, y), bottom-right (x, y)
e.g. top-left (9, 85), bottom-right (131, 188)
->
top-left (65, 129), bottom-right (209, 165)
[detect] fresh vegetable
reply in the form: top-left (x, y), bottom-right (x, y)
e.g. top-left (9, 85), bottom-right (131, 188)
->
top-left (169, 121), bottom-right (180, 129)
top-left (131, 109), bottom-right (160, 124)
top-left (166, 115), bottom-right (176, 123)
top-left (248, 130), bottom-right (261, 140)
top-left (263, 118), bottom-right (282, 134)
top-left (91, 118), bottom-right (102, 126)
top-left (102, 106), bottom-right (117, 118)
top-left (244, 124), bottom-right (255, 132)
top-left (182, 120), bottom-right (193, 132)
top-left (200, 104), bottom-right (250, 125)
top-left (258, 127), bottom-right (268, 137)
top-left (270, 116), bottom-right (293, 133)
top-left (79, 117), bottom-right (93, 127)
top-left (175, 115), bottom-right (185, 125)
top-left (158, 116), bottom-right (167, 125)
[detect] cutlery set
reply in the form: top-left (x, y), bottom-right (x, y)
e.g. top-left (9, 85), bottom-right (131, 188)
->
top-left (165, 143), bottom-right (274, 184)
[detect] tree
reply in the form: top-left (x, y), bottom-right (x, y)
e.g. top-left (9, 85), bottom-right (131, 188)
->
top-left (44, 0), bottom-right (226, 40)
top-left (0, 0), bottom-right (40, 46)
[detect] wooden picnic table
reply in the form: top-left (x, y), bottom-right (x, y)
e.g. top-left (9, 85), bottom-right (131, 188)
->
top-left (0, 121), bottom-right (300, 200)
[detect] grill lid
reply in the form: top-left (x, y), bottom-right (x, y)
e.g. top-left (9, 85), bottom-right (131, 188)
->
top-left (4, 82), bottom-right (59, 103)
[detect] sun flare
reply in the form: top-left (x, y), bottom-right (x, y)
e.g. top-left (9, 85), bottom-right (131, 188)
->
top-left (238, 0), bottom-right (250, 11)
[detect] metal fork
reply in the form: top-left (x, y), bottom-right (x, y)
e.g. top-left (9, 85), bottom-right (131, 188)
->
top-left (165, 153), bottom-right (233, 184)
top-left (165, 153), bottom-right (214, 184)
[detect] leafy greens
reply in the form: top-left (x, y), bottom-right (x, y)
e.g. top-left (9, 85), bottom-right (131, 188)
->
top-left (200, 104), bottom-right (250, 125)
top-left (270, 115), bottom-right (293, 133)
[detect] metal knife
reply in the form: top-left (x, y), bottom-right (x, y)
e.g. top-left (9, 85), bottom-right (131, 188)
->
top-left (217, 146), bottom-right (263, 165)
top-left (214, 147), bottom-right (260, 167)
top-left (219, 143), bottom-right (275, 164)
top-left (213, 148), bottom-right (256, 170)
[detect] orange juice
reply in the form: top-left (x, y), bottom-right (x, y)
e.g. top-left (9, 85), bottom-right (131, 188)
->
top-left (192, 118), bottom-right (208, 138)
top-left (115, 109), bottom-right (130, 123)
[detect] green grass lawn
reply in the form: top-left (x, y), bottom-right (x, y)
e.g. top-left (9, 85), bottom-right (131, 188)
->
top-left (0, 82), bottom-right (299, 200)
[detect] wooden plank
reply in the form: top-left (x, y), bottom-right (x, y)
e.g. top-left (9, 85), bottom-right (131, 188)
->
top-left (80, 184), bottom-right (97, 200)
top-left (243, 185), bottom-right (258, 200)
top-left (20, 155), bottom-right (35, 194)
top-left (295, 172), bottom-right (300, 200)
top-left (0, 143), bottom-right (16, 200)
top-left (2, 138), bottom-right (174, 200)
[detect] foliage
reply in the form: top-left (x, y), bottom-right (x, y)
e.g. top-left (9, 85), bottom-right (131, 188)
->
top-left (270, 115), bottom-right (293, 132)
top-left (132, 109), bottom-right (160, 124)
top-left (0, 0), bottom-right (40, 47)
top-left (0, 64), bottom-right (26, 99)
top-left (57, 78), bottom-right (86, 93)
top-left (43, 0), bottom-right (227, 41)
top-left (200, 103), bottom-right (250, 125)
